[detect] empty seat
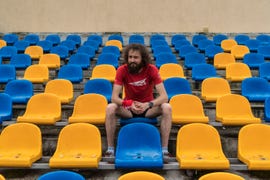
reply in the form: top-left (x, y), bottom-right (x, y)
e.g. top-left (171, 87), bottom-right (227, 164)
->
top-left (9, 54), bottom-right (32, 69)
top-left (4, 79), bottom-right (33, 104)
top-left (129, 34), bottom-right (145, 45)
top-left (192, 64), bottom-right (218, 81)
top-left (57, 65), bottom-right (83, 83)
top-left (23, 64), bottom-right (49, 83)
top-left (39, 53), bottom-right (61, 69)
top-left (225, 62), bottom-right (252, 82)
top-left (155, 52), bottom-right (178, 68)
top-left (213, 34), bottom-right (228, 46)
top-left (230, 45), bottom-right (250, 59)
top-left (201, 77), bottom-right (231, 102)
top-left (96, 53), bottom-right (119, 68)
top-left (176, 123), bottom-right (230, 169)
top-left (118, 171), bottom-right (165, 180)
top-left (234, 34), bottom-right (250, 45)
top-left (38, 170), bottom-right (85, 180)
top-left (24, 45), bottom-right (43, 59)
top-left (37, 40), bottom-right (53, 53)
top-left (150, 34), bottom-right (166, 46)
top-left (178, 45), bottom-right (197, 59)
top-left (264, 97), bottom-right (270, 122)
top-left (221, 39), bottom-right (237, 52)
top-left (199, 172), bottom-right (245, 180)
top-left (152, 45), bottom-right (172, 59)
top-left (60, 40), bottom-right (77, 53)
top-left (66, 34), bottom-right (81, 47)
top-left (14, 40), bottom-right (30, 53)
top-left (204, 45), bottom-right (224, 59)
top-left (244, 39), bottom-right (261, 52)
top-left (68, 94), bottom-right (107, 124)
top-left (174, 39), bottom-right (191, 53)
top-left (159, 63), bottom-right (185, 80)
top-left (108, 34), bottom-right (124, 44)
top-left (84, 79), bottom-right (112, 102)
top-left (101, 45), bottom-right (121, 58)
top-left (44, 79), bottom-right (73, 104)
top-left (3, 33), bottom-right (18, 45)
top-left (216, 94), bottom-right (261, 125)
top-left (77, 45), bottom-right (96, 59)
top-left (198, 39), bottom-right (214, 52)
top-left (256, 34), bottom-right (270, 45)
top-left (192, 34), bottom-right (208, 47)
top-left (243, 53), bottom-right (265, 69)
top-left (257, 46), bottom-right (270, 59)
top-left (83, 40), bottom-right (100, 52)
top-left (50, 45), bottom-right (69, 60)
top-left (214, 52), bottom-right (236, 69)
top-left (171, 34), bottom-right (186, 47)
top-left (0, 93), bottom-right (12, 123)
top-left (68, 53), bottom-right (90, 69)
top-left (163, 77), bottom-right (192, 100)
top-left (0, 123), bottom-right (42, 167)
top-left (0, 46), bottom-right (17, 59)
top-left (184, 52), bottom-right (207, 69)
top-left (87, 34), bottom-right (103, 46)
top-left (115, 123), bottom-right (163, 169)
top-left (90, 64), bottom-right (116, 82)
top-left (17, 93), bottom-right (61, 124)
top-left (45, 34), bottom-right (61, 46)
top-left (0, 65), bottom-right (16, 83)
top-left (170, 94), bottom-right (209, 124)
top-left (238, 124), bottom-right (270, 170)
top-left (24, 34), bottom-right (40, 45)
top-left (105, 40), bottom-right (123, 51)
top-left (259, 62), bottom-right (270, 80)
top-left (49, 123), bottom-right (102, 168)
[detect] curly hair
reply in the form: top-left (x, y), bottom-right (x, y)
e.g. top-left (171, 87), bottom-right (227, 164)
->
top-left (122, 43), bottom-right (151, 66)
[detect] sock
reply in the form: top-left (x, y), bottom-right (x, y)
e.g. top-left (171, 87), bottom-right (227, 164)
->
top-left (107, 146), bottom-right (115, 154)
top-left (162, 147), bottom-right (168, 153)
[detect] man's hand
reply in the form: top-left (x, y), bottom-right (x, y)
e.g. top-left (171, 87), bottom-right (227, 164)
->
top-left (131, 101), bottom-right (149, 114)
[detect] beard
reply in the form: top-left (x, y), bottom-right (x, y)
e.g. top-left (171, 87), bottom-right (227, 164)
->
top-left (127, 62), bottom-right (144, 74)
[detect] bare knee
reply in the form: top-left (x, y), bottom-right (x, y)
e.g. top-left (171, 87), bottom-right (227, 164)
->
top-left (161, 103), bottom-right (172, 116)
top-left (106, 103), bottom-right (118, 117)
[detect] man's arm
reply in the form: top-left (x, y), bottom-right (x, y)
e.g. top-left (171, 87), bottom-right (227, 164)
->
top-left (111, 84), bottom-right (124, 106)
top-left (151, 82), bottom-right (169, 107)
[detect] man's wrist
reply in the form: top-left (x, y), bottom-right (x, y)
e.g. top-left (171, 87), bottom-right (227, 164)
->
top-left (148, 101), bottom-right (154, 109)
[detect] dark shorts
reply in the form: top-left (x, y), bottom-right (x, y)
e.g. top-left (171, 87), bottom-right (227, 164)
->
top-left (131, 109), bottom-right (149, 118)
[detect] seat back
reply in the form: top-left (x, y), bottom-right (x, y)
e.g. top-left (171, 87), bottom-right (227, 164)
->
top-left (87, 34), bottom-right (103, 46)
top-left (199, 172), bottom-right (245, 180)
top-left (259, 62), bottom-right (270, 80)
top-left (0, 46), bottom-right (17, 58)
top-left (204, 44), bottom-right (224, 59)
top-left (57, 65), bottom-right (83, 83)
top-left (60, 40), bottom-right (77, 53)
top-left (96, 53), bottom-right (119, 68)
top-left (0, 93), bottom-right (12, 122)
top-left (50, 45), bottom-right (69, 59)
top-left (68, 53), bottom-right (90, 69)
top-left (159, 63), bottom-right (185, 80)
top-left (10, 54), bottom-right (32, 69)
top-left (77, 45), bottom-right (96, 59)
top-left (108, 34), bottom-right (124, 44)
top-left (178, 45), bottom-right (197, 59)
top-left (192, 34), bottom-right (208, 47)
top-left (234, 34), bottom-right (250, 45)
top-left (25, 45), bottom-right (43, 59)
top-left (14, 40), bottom-right (30, 53)
top-left (231, 45), bottom-right (250, 59)
top-left (23, 64), bottom-right (49, 83)
top-left (90, 64), bottom-right (116, 82)
top-left (213, 34), bottom-right (228, 46)
top-left (45, 34), bottom-right (61, 46)
top-left (221, 39), bottom-right (238, 52)
top-left (84, 79), bottom-right (112, 102)
top-left (38, 170), bottom-right (85, 180)
top-left (39, 53), bottom-right (61, 68)
top-left (214, 52), bottom-right (236, 69)
top-left (66, 34), bottom-right (81, 46)
top-left (3, 33), bottom-right (18, 45)
top-left (105, 40), bottom-right (123, 51)
top-left (243, 53), bottom-right (265, 69)
top-left (184, 52), bottom-right (206, 69)
top-left (225, 62), bottom-right (252, 82)
top-left (155, 52), bottom-right (178, 68)
top-left (37, 40), bottom-right (53, 53)
top-left (118, 171), bottom-right (165, 180)
top-left (24, 34), bottom-right (40, 45)
top-left (192, 64), bottom-right (218, 81)
top-left (102, 45), bottom-right (120, 58)
top-left (0, 65), bottom-right (16, 83)
top-left (163, 77), bottom-right (192, 99)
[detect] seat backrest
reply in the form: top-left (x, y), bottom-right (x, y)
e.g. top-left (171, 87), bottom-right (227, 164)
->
top-left (214, 52), bottom-right (236, 69)
top-left (3, 33), bottom-right (18, 45)
top-left (244, 39), bottom-right (261, 52)
top-left (68, 53), bottom-right (90, 69)
top-left (66, 34), bottom-right (81, 46)
top-left (45, 34), bottom-right (61, 46)
top-left (259, 62), bottom-right (270, 80)
top-left (25, 45), bottom-right (43, 59)
top-left (87, 34), bottom-right (103, 46)
top-left (171, 34), bottom-right (186, 46)
top-left (242, 77), bottom-right (270, 95)
top-left (38, 170), bottom-right (85, 180)
top-left (155, 52), bottom-right (178, 68)
top-left (213, 34), bottom-right (228, 46)
top-left (226, 62), bottom-right (252, 81)
top-left (159, 63), bottom-right (185, 80)
top-left (14, 40), bottom-right (30, 53)
top-left (60, 40), bottom-right (77, 52)
top-left (221, 39), bottom-right (238, 52)
top-left (0, 65), bottom-right (16, 83)
top-left (192, 64), bottom-right (218, 81)
top-left (39, 53), bottom-right (61, 68)
top-left (77, 45), bottom-right (96, 59)
top-left (23, 64), bottom-right (49, 83)
top-left (192, 34), bottom-right (208, 47)
top-left (0, 93), bottom-right (12, 122)
top-left (84, 79), bottom-right (112, 101)
top-left (101, 45), bottom-right (120, 58)
top-left (0, 46), bottom-right (17, 58)
top-left (24, 34), bottom-right (40, 45)
top-left (199, 172), bottom-right (245, 180)
top-left (178, 45), bottom-right (197, 59)
top-left (230, 45), bottom-right (250, 59)
top-left (184, 52), bottom-right (206, 69)
top-left (163, 77), bottom-right (192, 99)
top-left (234, 34), bottom-right (250, 45)
top-left (105, 40), bottom-right (123, 51)
top-left (57, 65), bottom-right (83, 83)
top-left (108, 34), bottom-right (124, 44)
top-left (50, 45), bottom-right (69, 59)
top-left (96, 53), bottom-right (119, 68)
top-left (243, 53), bottom-right (265, 68)
top-left (10, 54), bottom-right (32, 69)
top-left (118, 171), bottom-right (165, 180)
top-left (37, 40), bottom-right (53, 53)
top-left (91, 64), bottom-right (116, 82)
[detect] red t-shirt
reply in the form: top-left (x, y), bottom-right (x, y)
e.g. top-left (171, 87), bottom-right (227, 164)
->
top-left (115, 64), bottom-right (162, 102)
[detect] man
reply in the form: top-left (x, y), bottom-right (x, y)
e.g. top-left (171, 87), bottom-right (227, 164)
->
top-left (105, 43), bottom-right (172, 159)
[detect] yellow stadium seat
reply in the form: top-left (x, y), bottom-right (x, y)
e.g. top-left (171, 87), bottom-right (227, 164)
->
top-left (23, 64), bottom-right (49, 83)
top-left (68, 94), bottom-right (107, 124)
top-left (39, 53), bottom-right (61, 69)
top-left (0, 40), bottom-right (7, 48)
top-left (201, 77), bottom-right (231, 102)
top-left (0, 123), bottom-right (42, 167)
top-left (216, 94), bottom-right (261, 125)
top-left (199, 172), bottom-right (245, 180)
top-left (17, 93), bottom-right (62, 124)
top-left (169, 94), bottom-right (209, 124)
top-left (238, 124), bottom-right (270, 170)
top-left (90, 64), bottom-right (116, 82)
top-left (118, 171), bottom-right (165, 180)
top-left (159, 63), bottom-right (185, 80)
top-left (213, 52), bottom-right (236, 69)
top-left (0, 174), bottom-right (5, 180)
top-left (105, 40), bottom-right (123, 51)
top-left (176, 123), bottom-right (230, 169)
top-left (49, 123), bottom-right (102, 168)
top-left (221, 39), bottom-right (237, 52)
top-left (25, 45), bottom-right (43, 59)
top-left (44, 79), bottom-right (73, 104)
top-left (231, 45), bottom-right (250, 59)
top-left (226, 62), bottom-right (252, 82)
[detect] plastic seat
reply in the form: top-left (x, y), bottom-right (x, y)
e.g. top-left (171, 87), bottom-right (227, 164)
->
top-left (244, 39), bottom-right (261, 52)
top-left (204, 45), bottom-right (224, 59)
top-left (0, 174), bottom-right (5, 180)
top-left (150, 34), bottom-right (166, 46)
top-left (241, 77), bottom-right (270, 102)
top-left (96, 53), bottom-right (119, 68)
top-left (3, 33), bottom-right (18, 45)
top-left (171, 34), bottom-right (186, 47)
top-left (213, 52), bottom-right (236, 69)
top-left (49, 123), bottom-right (102, 168)
top-left (0, 65), bottom-right (16, 83)
top-left (38, 170), bottom-right (85, 180)
top-left (192, 64), bottom-right (218, 81)
top-left (170, 94), bottom-right (209, 124)
top-left (213, 34), bottom-right (228, 46)
top-left (184, 52), bottom-right (207, 69)
top-left (25, 45), bottom-right (43, 60)
top-left (37, 40), bottom-right (53, 53)
top-left (87, 34), bottom-right (103, 46)
top-left (24, 34), bottom-right (40, 45)
top-left (264, 97), bottom-right (270, 122)
top-left (151, 40), bottom-right (168, 49)
top-left (66, 34), bottom-right (81, 47)
top-left (221, 39), bottom-right (237, 52)
top-left (77, 45), bottom-right (96, 59)
top-left (159, 63), bottom-right (185, 80)
top-left (199, 172), bottom-right (245, 180)
top-left (119, 117), bottom-right (158, 126)
top-left (68, 53), bottom-right (90, 69)
top-left (225, 62), bottom-right (252, 82)
top-left (83, 40), bottom-right (100, 52)
top-left (0, 123), bottom-right (42, 167)
top-left (105, 40), bottom-right (123, 51)
top-left (4, 79), bottom-right (33, 104)
top-left (129, 34), bottom-right (145, 45)
top-left (118, 171), bottom-right (165, 180)
top-left (174, 40), bottom-right (191, 53)
top-left (256, 34), bottom-right (270, 45)
top-left (13, 40), bottom-right (30, 53)
top-left (17, 93), bottom-right (61, 124)
top-left (0, 46), bottom-right (17, 59)
top-left (0, 40), bottom-right (6, 49)
top-left (259, 62), bottom-right (270, 80)
top-left (230, 45), bottom-right (250, 59)
top-left (60, 40), bottom-right (77, 53)
top-left (243, 53), bottom-right (265, 69)
top-left (45, 34), bottom-right (61, 46)
top-left (176, 123), bottom-right (230, 169)
top-left (68, 94), bottom-right (107, 124)
top-left (234, 34), bottom-right (250, 45)
top-left (178, 45), bottom-right (197, 59)
top-left (198, 39), bottom-right (214, 52)
top-left (84, 79), bottom-right (112, 102)
top-left (57, 65), bottom-right (83, 83)
top-left (38, 53), bottom-right (60, 69)
top-left (192, 34), bottom-right (208, 47)
top-left (108, 34), bottom-right (124, 44)
top-left (152, 45), bottom-right (172, 59)
top-left (216, 94), bottom-right (261, 125)
top-left (115, 123), bottom-right (163, 169)
top-left (9, 54), bottom-right (32, 69)
top-left (155, 52), bottom-right (178, 68)
top-left (50, 45), bottom-right (69, 59)
top-left (257, 46), bottom-right (270, 59)
top-left (101, 45), bottom-right (121, 58)
top-left (90, 64), bottom-right (116, 82)
top-left (238, 124), bottom-right (270, 170)
top-left (44, 79), bottom-right (73, 104)
top-left (201, 77), bottom-right (231, 102)
top-left (163, 77), bottom-right (192, 100)
top-left (0, 93), bottom-right (12, 123)
top-left (23, 64), bottom-right (49, 83)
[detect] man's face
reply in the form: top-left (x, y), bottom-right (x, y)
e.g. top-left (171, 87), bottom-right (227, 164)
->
top-left (127, 50), bottom-right (143, 74)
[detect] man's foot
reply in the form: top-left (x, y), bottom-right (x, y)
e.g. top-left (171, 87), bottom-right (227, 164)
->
top-left (105, 150), bottom-right (115, 158)
top-left (163, 151), bottom-right (173, 163)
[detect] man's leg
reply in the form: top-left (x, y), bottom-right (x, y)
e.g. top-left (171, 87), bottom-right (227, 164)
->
top-left (160, 103), bottom-right (172, 148)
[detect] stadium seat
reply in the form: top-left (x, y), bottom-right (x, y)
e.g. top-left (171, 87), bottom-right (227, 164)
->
top-left (87, 34), bottom-right (103, 46)
top-left (176, 123), bottom-right (230, 169)
top-left (234, 34), bottom-right (250, 45)
top-left (24, 34), bottom-right (40, 45)
top-left (44, 79), bottom-right (73, 104)
top-left (204, 45), bottom-right (224, 59)
top-left (171, 34), bottom-right (186, 46)
top-left (159, 63), bottom-right (185, 80)
top-left (57, 65), bottom-right (83, 83)
top-left (90, 64), bottom-right (116, 82)
top-left (23, 64), bottom-right (49, 83)
top-left (184, 52), bottom-right (207, 69)
top-left (68, 94), bottom-right (107, 124)
top-left (66, 34), bottom-right (82, 47)
top-left (9, 54), bottom-right (32, 69)
top-left (17, 93), bottom-right (61, 124)
top-left (37, 40), bottom-right (53, 53)
top-left (238, 124), bottom-right (270, 170)
top-left (0, 40), bottom-right (6, 49)
top-left (25, 45), bottom-right (43, 60)
top-left (230, 45), bottom-right (250, 59)
top-left (221, 39), bottom-right (237, 52)
top-left (60, 40), bottom-right (77, 53)
top-left (198, 39), bottom-right (214, 52)
top-left (257, 46), bottom-right (270, 59)
top-left (105, 40), bottom-right (123, 51)
top-left (174, 39), bottom-right (191, 53)
top-left (96, 53), bottom-right (119, 68)
top-left (0, 123), bottom-right (42, 167)
top-left (50, 45), bottom-right (69, 60)
top-left (243, 53), bottom-right (265, 69)
top-left (191, 64), bottom-right (218, 81)
top-left (264, 97), bottom-right (270, 122)
top-left (102, 45), bottom-right (121, 58)
top-left (0, 174), bottom-right (4, 180)
top-left (4, 79), bottom-right (33, 104)
top-left (213, 34), bottom-right (228, 46)
top-left (155, 52), bottom-right (178, 68)
top-left (214, 52), bottom-right (236, 69)
top-left (14, 40), bottom-right (30, 53)
top-left (199, 172), bottom-right (245, 180)
top-left (192, 34), bottom-right (208, 47)
top-left (3, 33), bottom-right (18, 45)
top-left (0, 93), bottom-right (12, 123)
top-left (49, 123), bottom-right (102, 168)
top-left (129, 34), bottom-right (145, 45)
top-left (169, 94), bottom-right (209, 124)
top-left (151, 40), bottom-right (169, 50)
top-left (259, 62), bottom-right (270, 80)
top-left (77, 45), bottom-right (96, 59)
top-left (152, 45), bottom-right (172, 59)
top-left (0, 46), bottom-right (17, 59)
top-left (45, 34), bottom-right (61, 46)
top-left (119, 117), bottom-right (158, 126)
top-left (118, 171), bottom-right (165, 180)
top-left (244, 39), bottom-right (261, 52)
top-left (68, 53), bottom-right (90, 69)
top-left (216, 94), bottom-right (261, 125)
top-left (163, 77), bottom-right (192, 100)
top-left (150, 34), bottom-right (166, 46)
top-left (84, 79), bottom-right (112, 102)
top-left (39, 53), bottom-right (61, 69)
top-left (108, 34), bottom-right (124, 44)
top-left (0, 65), bottom-right (16, 83)
top-left (201, 77), bottom-right (231, 102)
top-left (115, 123), bottom-right (163, 169)
top-left (256, 34), bottom-right (270, 45)
top-left (225, 62), bottom-right (252, 82)
top-left (241, 77), bottom-right (270, 102)
top-left (178, 45), bottom-right (197, 59)
top-left (83, 40), bottom-right (100, 52)
top-left (38, 170), bottom-right (85, 180)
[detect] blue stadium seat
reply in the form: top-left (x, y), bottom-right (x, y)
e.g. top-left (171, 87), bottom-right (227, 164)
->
top-left (243, 53), bottom-right (265, 69)
top-left (0, 46), bottom-right (17, 59)
top-left (0, 65), bottom-right (16, 83)
top-left (213, 34), bottom-right (228, 46)
top-left (108, 34), bottom-right (124, 44)
top-left (0, 93), bottom-right (12, 123)
top-left (198, 39), bottom-right (214, 52)
top-left (66, 34), bottom-right (81, 47)
top-left (205, 45), bottom-right (224, 59)
top-left (174, 39), bottom-right (191, 53)
top-left (60, 40), bottom-right (77, 53)
top-left (83, 40), bottom-right (100, 52)
top-left (129, 34), bottom-right (145, 45)
top-left (192, 34), bottom-right (208, 47)
top-left (84, 79), bottom-right (112, 102)
top-left (77, 45), bottom-right (96, 59)
top-left (184, 52), bottom-right (207, 69)
top-left (244, 39), bottom-right (261, 52)
top-left (24, 34), bottom-right (40, 45)
top-left (120, 117), bottom-right (158, 126)
top-left (45, 34), bottom-right (61, 46)
top-left (9, 54), bottom-right (32, 69)
top-left (101, 45), bottom-right (121, 58)
top-left (37, 40), bottom-right (53, 53)
top-left (256, 34), bottom-right (270, 45)
top-left (258, 46), bottom-right (270, 59)
top-left (115, 123), bottom-right (163, 169)
top-left (192, 64), bottom-right (218, 81)
top-left (3, 33), bottom-right (18, 45)
top-left (13, 40), bottom-right (30, 53)
top-left (155, 52), bottom-right (178, 68)
top-left (87, 34), bottom-right (103, 46)
top-left (152, 45), bottom-right (172, 59)
top-left (164, 77), bottom-right (192, 100)
top-left (57, 65), bottom-right (83, 83)
top-left (171, 34), bottom-right (186, 46)
top-left (259, 62), bottom-right (270, 80)
top-left (264, 97), bottom-right (270, 122)
top-left (38, 170), bottom-right (85, 180)
top-left (50, 45), bottom-right (69, 59)
top-left (178, 45), bottom-right (197, 59)
top-left (96, 53), bottom-right (119, 68)
top-left (234, 34), bottom-right (250, 45)
top-left (151, 40), bottom-right (168, 49)
top-left (150, 34), bottom-right (166, 46)
top-left (68, 53), bottom-right (91, 69)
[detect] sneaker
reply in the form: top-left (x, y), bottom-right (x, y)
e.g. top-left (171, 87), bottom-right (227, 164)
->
top-left (105, 150), bottom-right (115, 158)
top-left (163, 151), bottom-right (173, 163)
